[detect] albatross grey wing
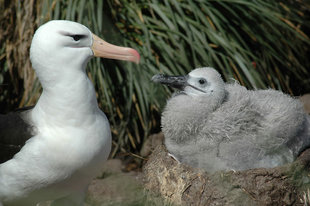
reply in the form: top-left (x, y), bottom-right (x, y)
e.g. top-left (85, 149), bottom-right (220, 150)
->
top-left (0, 107), bottom-right (35, 163)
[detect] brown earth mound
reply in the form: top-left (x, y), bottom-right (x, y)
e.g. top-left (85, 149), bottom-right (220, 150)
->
top-left (143, 143), bottom-right (310, 206)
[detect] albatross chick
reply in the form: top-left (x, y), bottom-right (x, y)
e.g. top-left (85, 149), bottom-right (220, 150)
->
top-left (152, 67), bottom-right (310, 172)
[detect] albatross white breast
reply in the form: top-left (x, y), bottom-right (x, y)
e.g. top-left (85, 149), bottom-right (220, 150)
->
top-left (0, 20), bottom-right (140, 206)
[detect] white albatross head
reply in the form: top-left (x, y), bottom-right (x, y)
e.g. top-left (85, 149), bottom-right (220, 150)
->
top-left (30, 20), bottom-right (140, 86)
top-left (152, 67), bottom-right (225, 98)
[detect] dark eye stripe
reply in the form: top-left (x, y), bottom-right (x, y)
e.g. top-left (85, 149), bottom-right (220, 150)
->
top-left (70, 35), bottom-right (86, 41)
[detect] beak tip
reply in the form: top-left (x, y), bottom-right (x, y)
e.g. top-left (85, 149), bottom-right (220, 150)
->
top-left (151, 74), bottom-right (163, 82)
top-left (131, 49), bottom-right (140, 64)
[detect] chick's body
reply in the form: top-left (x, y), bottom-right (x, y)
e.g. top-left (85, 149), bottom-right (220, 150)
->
top-left (159, 68), bottom-right (309, 172)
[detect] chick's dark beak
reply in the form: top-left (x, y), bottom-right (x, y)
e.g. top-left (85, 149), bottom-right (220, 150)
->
top-left (151, 74), bottom-right (188, 90)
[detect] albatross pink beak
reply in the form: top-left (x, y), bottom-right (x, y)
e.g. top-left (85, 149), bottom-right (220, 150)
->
top-left (91, 34), bottom-right (140, 64)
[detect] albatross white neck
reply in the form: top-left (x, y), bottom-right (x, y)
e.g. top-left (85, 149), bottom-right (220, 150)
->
top-left (32, 60), bottom-right (99, 128)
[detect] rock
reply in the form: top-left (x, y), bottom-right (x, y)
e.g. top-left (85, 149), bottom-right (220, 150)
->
top-left (140, 132), bottom-right (164, 157)
top-left (86, 159), bottom-right (168, 206)
top-left (100, 158), bottom-right (124, 174)
top-left (86, 171), bottom-right (142, 205)
top-left (143, 144), bottom-right (310, 206)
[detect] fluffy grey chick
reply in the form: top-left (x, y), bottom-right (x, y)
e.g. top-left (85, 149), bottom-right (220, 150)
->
top-left (152, 67), bottom-right (310, 172)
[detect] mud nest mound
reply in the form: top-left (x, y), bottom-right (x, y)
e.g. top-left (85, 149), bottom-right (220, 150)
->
top-left (143, 143), bottom-right (310, 206)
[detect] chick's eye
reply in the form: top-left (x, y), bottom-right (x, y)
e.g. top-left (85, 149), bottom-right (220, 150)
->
top-left (71, 35), bottom-right (84, 41)
top-left (199, 79), bottom-right (206, 84)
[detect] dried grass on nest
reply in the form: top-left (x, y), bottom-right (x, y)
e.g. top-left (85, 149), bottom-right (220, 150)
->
top-left (143, 144), bottom-right (310, 206)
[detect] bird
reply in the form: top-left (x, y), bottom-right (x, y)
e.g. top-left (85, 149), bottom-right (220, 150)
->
top-left (152, 67), bottom-right (310, 173)
top-left (0, 20), bottom-right (140, 206)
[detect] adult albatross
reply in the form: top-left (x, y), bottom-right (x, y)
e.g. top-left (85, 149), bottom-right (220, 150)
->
top-left (0, 20), bottom-right (140, 206)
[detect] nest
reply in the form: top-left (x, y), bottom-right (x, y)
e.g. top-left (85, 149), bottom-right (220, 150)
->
top-left (143, 142), bottom-right (310, 206)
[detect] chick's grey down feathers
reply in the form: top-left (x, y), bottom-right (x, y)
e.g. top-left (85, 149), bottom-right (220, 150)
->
top-left (158, 67), bottom-right (310, 172)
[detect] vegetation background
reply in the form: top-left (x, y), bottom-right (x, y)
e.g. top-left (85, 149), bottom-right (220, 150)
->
top-left (0, 0), bottom-right (309, 158)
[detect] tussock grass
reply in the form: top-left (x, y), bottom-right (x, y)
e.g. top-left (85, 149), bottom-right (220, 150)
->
top-left (0, 0), bottom-right (309, 155)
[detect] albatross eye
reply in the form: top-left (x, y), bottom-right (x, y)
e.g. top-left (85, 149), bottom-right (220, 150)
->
top-left (71, 35), bottom-right (85, 41)
top-left (199, 78), bottom-right (206, 85)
